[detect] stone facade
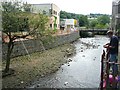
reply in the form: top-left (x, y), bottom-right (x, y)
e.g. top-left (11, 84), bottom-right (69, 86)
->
top-left (112, 0), bottom-right (120, 32)
top-left (2, 32), bottom-right (80, 60)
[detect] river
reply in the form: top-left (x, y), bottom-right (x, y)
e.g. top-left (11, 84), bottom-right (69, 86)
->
top-left (28, 36), bottom-right (109, 88)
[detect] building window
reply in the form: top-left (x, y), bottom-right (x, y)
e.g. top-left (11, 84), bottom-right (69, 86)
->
top-left (49, 9), bottom-right (58, 15)
top-left (54, 10), bottom-right (56, 15)
top-left (50, 24), bottom-right (52, 28)
top-left (49, 9), bottom-right (52, 14)
top-left (56, 11), bottom-right (57, 15)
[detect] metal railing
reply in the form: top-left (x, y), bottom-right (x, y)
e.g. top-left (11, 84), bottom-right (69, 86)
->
top-left (100, 50), bottom-right (120, 90)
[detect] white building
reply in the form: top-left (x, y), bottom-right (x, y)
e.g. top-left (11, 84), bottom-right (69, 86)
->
top-left (60, 19), bottom-right (78, 32)
top-left (30, 3), bottom-right (60, 29)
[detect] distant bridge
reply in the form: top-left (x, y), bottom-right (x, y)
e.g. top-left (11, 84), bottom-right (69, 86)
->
top-left (79, 29), bottom-right (108, 33)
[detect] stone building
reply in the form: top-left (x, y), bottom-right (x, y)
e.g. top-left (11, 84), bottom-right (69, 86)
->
top-left (112, 0), bottom-right (120, 33)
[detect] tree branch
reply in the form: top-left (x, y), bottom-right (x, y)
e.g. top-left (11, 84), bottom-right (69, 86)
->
top-left (12, 34), bottom-right (30, 40)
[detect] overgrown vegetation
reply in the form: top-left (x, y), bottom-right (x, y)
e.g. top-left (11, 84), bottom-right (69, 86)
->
top-left (79, 15), bottom-right (89, 27)
top-left (2, 1), bottom-right (30, 73)
top-left (60, 11), bottom-right (81, 20)
top-left (60, 11), bottom-right (110, 29)
top-left (2, 1), bottom-right (53, 74)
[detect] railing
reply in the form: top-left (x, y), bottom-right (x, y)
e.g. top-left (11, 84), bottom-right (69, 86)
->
top-left (79, 28), bottom-right (108, 30)
top-left (100, 50), bottom-right (105, 90)
top-left (100, 50), bottom-right (120, 90)
top-left (79, 29), bottom-right (108, 32)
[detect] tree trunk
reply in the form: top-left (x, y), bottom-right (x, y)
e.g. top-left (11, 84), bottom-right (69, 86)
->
top-left (4, 40), bottom-right (14, 73)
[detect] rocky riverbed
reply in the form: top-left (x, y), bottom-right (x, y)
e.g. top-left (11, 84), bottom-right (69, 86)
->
top-left (2, 44), bottom-right (75, 88)
top-left (28, 36), bottom-right (110, 88)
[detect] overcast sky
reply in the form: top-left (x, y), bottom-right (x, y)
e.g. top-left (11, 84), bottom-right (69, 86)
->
top-left (23, 0), bottom-right (113, 15)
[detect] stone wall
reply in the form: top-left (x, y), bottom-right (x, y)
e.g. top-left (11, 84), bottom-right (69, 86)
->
top-left (2, 32), bottom-right (80, 60)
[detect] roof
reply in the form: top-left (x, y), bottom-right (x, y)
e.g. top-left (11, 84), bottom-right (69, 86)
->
top-left (31, 3), bottom-right (52, 5)
top-left (30, 3), bottom-right (58, 7)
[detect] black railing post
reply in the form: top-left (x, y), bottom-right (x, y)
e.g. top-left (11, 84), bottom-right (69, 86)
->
top-left (100, 50), bottom-right (105, 90)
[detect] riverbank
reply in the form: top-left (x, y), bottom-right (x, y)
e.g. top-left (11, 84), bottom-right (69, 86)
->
top-left (28, 36), bottom-right (109, 88)
top-left (2, 44), bottom-right (75, 88)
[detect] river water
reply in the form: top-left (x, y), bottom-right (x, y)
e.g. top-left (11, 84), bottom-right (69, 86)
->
top-left (29, 36), bottom-right (109, 88)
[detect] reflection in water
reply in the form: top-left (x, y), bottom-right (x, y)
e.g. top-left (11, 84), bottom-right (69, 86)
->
top-left (29, 36), bottom-right (109, 88)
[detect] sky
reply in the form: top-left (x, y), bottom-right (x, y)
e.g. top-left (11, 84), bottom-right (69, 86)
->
top-left (23, 0), bottom-right (113, 15)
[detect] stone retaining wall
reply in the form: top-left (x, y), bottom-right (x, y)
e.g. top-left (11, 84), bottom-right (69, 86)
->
top-left (2, 32), bottom-right (80, 60)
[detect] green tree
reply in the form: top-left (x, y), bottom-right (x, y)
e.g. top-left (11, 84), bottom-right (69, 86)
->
top-left (2, 1), bottom-right (31, 73)
top-left (2, 1), bottom-right (50, 73)
top-left (95, 24), bottom-right (105, 29)
top-left (29, 13), bottom-right (49, 38)
top-left (66, 13), bottom-right (71, 19)
top-left (29, 13), bottom-right (53, 49)
top-left (97, 15), bottom-right (110, 25)
top-left (23, 2), bottom-right (31, 12)
top-left (60, 13), bottom-right (67, 19)
top-left (60, 11), bottom-right (81, 20)
top-left (60, 11), bottom-right (67, 19)
top-left (79, 15), bottom-right (89, 27)
top-left (89, 20), bottom-right (98, 29)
